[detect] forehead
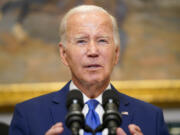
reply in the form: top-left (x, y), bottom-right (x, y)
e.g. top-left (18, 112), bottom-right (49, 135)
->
top-left (66, 11), bottom-right (113, 34)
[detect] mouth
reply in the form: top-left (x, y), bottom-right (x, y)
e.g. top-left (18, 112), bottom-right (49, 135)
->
top-left (84, 64), bottom-right (102, 70)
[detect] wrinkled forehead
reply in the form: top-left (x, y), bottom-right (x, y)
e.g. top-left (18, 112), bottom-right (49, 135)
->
top-left (66, 11), bottom-right (113, 34)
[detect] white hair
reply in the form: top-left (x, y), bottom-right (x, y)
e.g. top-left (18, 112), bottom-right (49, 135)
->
top-left (59, 5), bottom-right (120, 47)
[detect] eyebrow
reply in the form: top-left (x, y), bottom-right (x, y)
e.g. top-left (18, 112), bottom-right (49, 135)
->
top-left (73, 34), bottom-right (89, 39)
top-left (96, 35), bottom-right (110, 39)
top-left (72, 34), bottom-right (111, 40)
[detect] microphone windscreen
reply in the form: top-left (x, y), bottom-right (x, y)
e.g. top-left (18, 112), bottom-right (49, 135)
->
top-left (66, 90), bottom-right (84, 109)
top-left (102, 90), bottom-right (120, 107)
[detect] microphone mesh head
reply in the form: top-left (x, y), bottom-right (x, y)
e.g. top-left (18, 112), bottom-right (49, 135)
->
top-left (66, 90), bottom-right (84, 109)
top-left (102, 89), bottom-right (120, 108)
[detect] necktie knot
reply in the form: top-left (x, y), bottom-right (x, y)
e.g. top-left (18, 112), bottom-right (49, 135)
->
top-left (86, 99), bottom-right (99, 110)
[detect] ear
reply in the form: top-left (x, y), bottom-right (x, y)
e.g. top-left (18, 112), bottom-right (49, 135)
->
top-left (59, 42), bottom-right (69, 66)
top-left (114, 46), bottom-right (120, 65)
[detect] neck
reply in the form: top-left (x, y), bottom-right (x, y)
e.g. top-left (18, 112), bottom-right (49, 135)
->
top-left (72, 78), bottom-right (110, 98)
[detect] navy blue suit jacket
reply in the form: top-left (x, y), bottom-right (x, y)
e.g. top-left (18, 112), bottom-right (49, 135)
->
top-left (9, 81), bottom-right (169, 135)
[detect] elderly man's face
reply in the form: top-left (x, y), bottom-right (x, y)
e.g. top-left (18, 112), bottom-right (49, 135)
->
top-left (60, 11), bottom-right (119, 85)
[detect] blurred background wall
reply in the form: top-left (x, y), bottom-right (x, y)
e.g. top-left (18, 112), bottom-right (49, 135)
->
top-left (0, 0), bottom-right (179, 83)
top-left (0, 0), bottom-right (180, 134)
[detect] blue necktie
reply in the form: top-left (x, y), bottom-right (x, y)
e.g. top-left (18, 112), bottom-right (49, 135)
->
top-left (84, 99), bottom-right (101, 135)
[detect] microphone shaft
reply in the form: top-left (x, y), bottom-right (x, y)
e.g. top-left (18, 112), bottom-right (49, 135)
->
top-left (71, 122), bottom-right (80, 135)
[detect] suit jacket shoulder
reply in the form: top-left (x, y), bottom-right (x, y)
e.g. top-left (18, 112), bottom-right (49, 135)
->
top-left (112, 85), bottom-right (169, 135)
top-left (9, 81), bottom-right (71, 135)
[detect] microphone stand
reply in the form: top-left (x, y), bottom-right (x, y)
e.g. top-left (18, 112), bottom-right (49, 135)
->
top-left (83, 125), bottom-right (101, 135)
top-left (80, 123), bottom-right (120, 135)
top-left (94, 123), bottom-right (119, 135)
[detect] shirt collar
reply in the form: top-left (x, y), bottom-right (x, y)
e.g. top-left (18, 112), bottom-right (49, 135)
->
top-left (69, 81), bottom-right (111, 104)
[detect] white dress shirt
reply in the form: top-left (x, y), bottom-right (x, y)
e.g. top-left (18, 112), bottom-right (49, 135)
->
top-left (69, 81), bottom-right (110, 135)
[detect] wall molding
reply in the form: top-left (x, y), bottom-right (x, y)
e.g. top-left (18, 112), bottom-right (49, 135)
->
top-left (0, 80), bottom-right (180, 112)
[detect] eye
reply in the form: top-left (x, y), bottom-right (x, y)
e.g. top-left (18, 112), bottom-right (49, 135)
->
top-left (76, 39), bottom-right (87, 45)
top-left (99, 39), bottom-right (107, 42)
top-left (98, 39), bottom-right (108, 44)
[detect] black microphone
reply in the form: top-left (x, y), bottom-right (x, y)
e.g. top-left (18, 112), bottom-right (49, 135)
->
top-left (65, 90), bottom-right (85, 135)
top-left (102, 90), bottom-right (122, 135)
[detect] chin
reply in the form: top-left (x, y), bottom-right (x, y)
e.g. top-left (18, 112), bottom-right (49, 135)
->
top-left (84, 77), bottom-right (105, 84)
top-left (81, 72), bottom-right (109, 84)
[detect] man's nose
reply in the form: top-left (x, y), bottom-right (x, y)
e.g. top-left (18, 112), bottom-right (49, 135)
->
top-left (87, 41), bottom-right (99, 57)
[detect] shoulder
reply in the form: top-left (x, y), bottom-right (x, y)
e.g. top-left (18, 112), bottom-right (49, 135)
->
top-left (117, 90), bottom-right (162, 114)
top-left (15, 91), bottom-right (58, 113)
top-left (15, 81), bottom-right (70, 112)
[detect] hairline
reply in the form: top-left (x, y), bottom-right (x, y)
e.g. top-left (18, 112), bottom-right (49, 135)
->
top-left (59, 5), bottom-right (120, 47)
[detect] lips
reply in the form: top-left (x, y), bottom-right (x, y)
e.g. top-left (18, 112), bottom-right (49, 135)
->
top-left (84, 64), bottom-right (102, 69)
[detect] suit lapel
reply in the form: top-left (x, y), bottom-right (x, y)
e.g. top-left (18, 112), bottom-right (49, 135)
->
top-left (119, 99), bottom-right (133, 134)
top-left (111, 85), bottom-right (134, 134)
top-left (50, 81), bottom-right (71, 134)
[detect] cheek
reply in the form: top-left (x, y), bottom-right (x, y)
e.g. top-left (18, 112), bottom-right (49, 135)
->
top-left (102, 50), bottom-right (117, 71)
top-left (66, 51), bottom-right (84, 70)
top-left (103, 50), bottom-right (115, 63)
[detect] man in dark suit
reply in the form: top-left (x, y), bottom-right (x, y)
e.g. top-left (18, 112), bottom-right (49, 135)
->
top-left (9, 5), bottom-right (169, 135)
